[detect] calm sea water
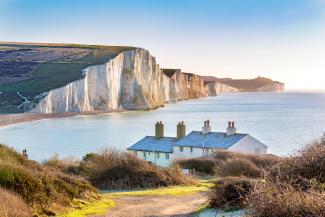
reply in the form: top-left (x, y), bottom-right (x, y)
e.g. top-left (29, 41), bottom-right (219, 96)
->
top-left (0, 91), bottom-right (325, 161)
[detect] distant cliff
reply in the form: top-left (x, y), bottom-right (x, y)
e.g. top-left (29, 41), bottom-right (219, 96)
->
top-left (201, 76), bottom-right (284, 93)
top-left (32, 49), bottom-right (208, 113)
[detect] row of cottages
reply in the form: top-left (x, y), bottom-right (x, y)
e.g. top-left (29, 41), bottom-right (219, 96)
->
top-left (127, 120), bottom-right (268, 167)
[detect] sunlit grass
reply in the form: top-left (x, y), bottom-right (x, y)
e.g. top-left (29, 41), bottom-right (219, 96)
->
top-left (57, 197), bottom-right (115, 217)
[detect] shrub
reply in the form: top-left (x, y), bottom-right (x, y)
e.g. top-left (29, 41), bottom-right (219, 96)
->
top-left (269, 135), bottom-right (325, 186)
top-left (177, 150), bottom-right (280, 177)
top-left (247, 182), bottom-right (325, 217)
top-left (0, 144), bottom-right (97, 216)
top-left (209, 177), bottom-right (256, 210)
top-left (79, 149), bottom-right (196, 189)
top-left (44, 154), bottom-right (80, 174)
top-left (0, 188), bottom-right (31, 217)
top-left (214, 158), bottom-right (265, 178)
top-left (177, 157), bottom-right (216, 174)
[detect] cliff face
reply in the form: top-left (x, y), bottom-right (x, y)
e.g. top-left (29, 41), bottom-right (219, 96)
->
top-left (204, 81), bottom-right (239, 96)
top-left (32, 49), bottom-right (208, 113)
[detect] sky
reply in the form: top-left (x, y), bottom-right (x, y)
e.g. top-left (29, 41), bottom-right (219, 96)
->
top-left (1, 0), bottom-right (325, 89)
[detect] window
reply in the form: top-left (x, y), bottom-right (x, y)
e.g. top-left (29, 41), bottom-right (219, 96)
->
top-left (166, 153), bottom-right (169, 159)
top-left (148, 151), bottom-right (151, 155)
top-left (157, 152), bottom-right (160, 158)
top-left (190, 147), bottom-right (193, 153)
top-left (179, 146), bottom-right (184, 152)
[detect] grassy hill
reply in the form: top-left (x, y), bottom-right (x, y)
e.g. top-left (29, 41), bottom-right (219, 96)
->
top-left (0, 144), bottom-right (97, 216)
top-left (0, 42), bottom-right (135, 113)
top-left (218, 76), bottom-right (283, 91)
top-left (201, 75), bottom-right (284, 91)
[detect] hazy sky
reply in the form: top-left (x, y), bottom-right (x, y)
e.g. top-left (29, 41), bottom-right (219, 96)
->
top-left (1, 0), bottom-right (325, 89)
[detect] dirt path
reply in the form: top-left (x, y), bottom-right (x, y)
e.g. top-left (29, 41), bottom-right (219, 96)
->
top-left (98, 193), bottom-right (207, 217)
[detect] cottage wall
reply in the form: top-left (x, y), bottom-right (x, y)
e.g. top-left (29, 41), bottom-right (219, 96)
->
top-left (172, 146), bottom-right (213, 159)
top-left (131, 150), bottom-right (172, 167)
top-left (227, 135), bottom-right (267, 154)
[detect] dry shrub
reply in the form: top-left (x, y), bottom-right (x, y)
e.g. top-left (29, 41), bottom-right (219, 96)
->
top-left (177, 157), bottom-right (216, 174)
top-left (246, 135), bottom-right (325, 217)
top-left (269, 136), bottom-right (325, 186)
top-left (0, 144), bottom-right (96, 216)
top-left (79, 149), bottom-right (196, 189)
top-left (44, 154), bottom-right (80, 174)
top-left (0, 188), bottom-right (31, 217)
top-left (209, 177), bottom-right (256, 210)
top-left (247, 182), bottom-right (325, 217)
top-left (177, 150), bottom-right (280, 177)
top-left (215, 158), bottom-right (264, 178)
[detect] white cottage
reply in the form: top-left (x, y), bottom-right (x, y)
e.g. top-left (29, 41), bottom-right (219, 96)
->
top-left (127, 120), bottom-right (268, 167)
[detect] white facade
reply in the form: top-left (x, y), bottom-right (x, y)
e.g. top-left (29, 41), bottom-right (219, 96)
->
top-left (132, 150), bottom-right (172, 167)
top-left (227, 135), bottom-right (268, 154)
top-left (172, 146), bottom-right (213, 159)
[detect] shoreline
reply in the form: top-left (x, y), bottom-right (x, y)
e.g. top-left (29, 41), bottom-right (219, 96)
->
top-left (0, 109), bottom-right (125, 128)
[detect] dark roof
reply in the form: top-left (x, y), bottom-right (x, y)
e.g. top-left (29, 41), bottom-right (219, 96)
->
top-left (127, 136), bottom-right (176, 153)
top-left (175, 131), bottom-right (247, 149)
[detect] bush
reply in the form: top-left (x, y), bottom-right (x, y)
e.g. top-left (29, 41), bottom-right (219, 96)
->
top-left (0, 144), bottom-right (97, 216)
top-left (246, 135), bottom-right (325, 217)
top-left (214, 158), bottom-right (265, 178)
top-left (269, 135), bottom-right (325, 186)
top-left (209, 177), bottom-right (256, 210)
top-left (247, 182), bottom-right (325, 217)
top-left (44, 154), bottom-right (80, 174)
top-left (177, 157), bottom-right (216, 174)
top-left (0, 188), bottom-right (31, 217)
top-left (177, 150), bottom-right (280, 177)
top-left (78, 149), bottom-right (196, 189)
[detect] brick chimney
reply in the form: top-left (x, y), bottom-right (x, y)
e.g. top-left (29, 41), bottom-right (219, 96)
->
top-left (177, 121), bottom-right (186, 139)
top-left (227, 121), bottom-right (236, 136)
top-left (202, 119), bottom-right (211, 134)
top-left (155, 121), bottom-right (164, 138)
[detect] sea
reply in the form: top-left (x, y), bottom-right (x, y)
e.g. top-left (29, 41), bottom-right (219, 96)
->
top-left (0, 91), bottom-right (324, 161)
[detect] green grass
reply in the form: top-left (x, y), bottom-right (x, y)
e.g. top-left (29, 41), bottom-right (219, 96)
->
top-left (58, 180), bottom-right (214, 217)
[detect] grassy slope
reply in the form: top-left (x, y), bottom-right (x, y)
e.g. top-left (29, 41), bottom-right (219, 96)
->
top-left (0, 144), bottom-right (97, 216)
top-left (0, 43), bottom-right (135, 113)
top-left (58, 180), bottom-right (214, 217)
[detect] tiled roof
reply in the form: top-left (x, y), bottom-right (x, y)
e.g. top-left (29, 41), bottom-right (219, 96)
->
top-left (174, 131), bottom-right (247, 149)
top-left (127, 136), bottom-right (176, 153)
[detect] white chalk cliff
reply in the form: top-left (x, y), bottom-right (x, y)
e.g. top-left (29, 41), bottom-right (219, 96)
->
top-left (32, 48), bottom-right (210, 113)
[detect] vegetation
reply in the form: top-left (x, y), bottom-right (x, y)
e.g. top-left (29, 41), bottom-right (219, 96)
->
top-left (47, 149), bottom-right (197, 189)
top-left (0, 144), bottom-right (97, 216)
top-left (208, 177), bottom-right (256, 210)
top-left (247, 182), bottom-right (325, 217)
top-left (178, 150), bottom-right (280, 177)
top-left (204, 135), bottom-right (325, 217)
top-left (0, 187), bottom-right (31, 217)
top-left (246, 135), bottom-right (325, 217)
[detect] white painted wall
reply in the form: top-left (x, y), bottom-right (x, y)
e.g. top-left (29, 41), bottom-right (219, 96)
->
top-left (131, 150), bottom-right (172, 167)
top-left (227, 135), bottom-right (267, 154)
top-left (173, 146), bottom-right (212, 159)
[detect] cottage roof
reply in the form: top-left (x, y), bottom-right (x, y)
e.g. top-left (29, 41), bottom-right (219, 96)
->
top-left (175, 131), bottom-right (247, 149)
top-left (127, 136), bottom-right (176, 153)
